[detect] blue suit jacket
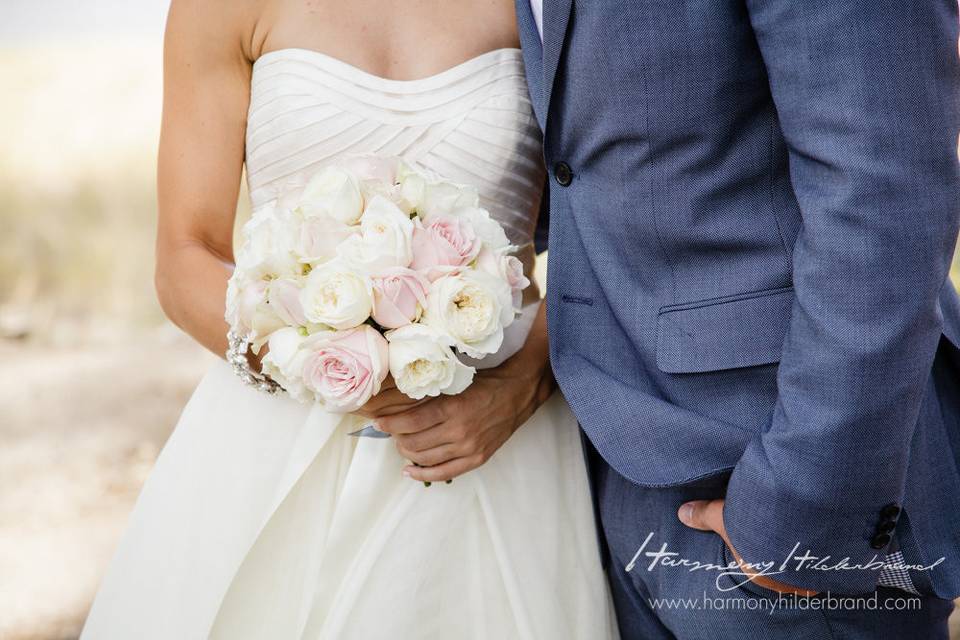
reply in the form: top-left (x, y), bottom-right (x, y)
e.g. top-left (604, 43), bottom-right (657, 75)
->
top-left (518, 0), bottom-right (960, 596)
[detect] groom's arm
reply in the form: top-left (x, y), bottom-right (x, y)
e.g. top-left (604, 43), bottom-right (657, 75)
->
top-left (721, 0), bottom-right (960, 594)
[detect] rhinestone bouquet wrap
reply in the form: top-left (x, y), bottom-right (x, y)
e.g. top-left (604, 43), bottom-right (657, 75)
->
top-left (225, 329), bottom-right (281, 394)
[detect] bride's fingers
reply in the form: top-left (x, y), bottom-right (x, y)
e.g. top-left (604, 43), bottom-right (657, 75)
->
top-left (376, 399), bottom-right (449, 435)
top-left (395, 423), bottom-right (454, 453)
top-left (403, 455), bottom-right (480, 483)
top-left (355, 387), bottom-right (424, 419)
top-left (398, 442), bottom-right (460, 468)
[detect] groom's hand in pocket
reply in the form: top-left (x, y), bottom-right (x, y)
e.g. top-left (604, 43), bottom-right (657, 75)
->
top-left (678, 499), bottom-right (819, 597)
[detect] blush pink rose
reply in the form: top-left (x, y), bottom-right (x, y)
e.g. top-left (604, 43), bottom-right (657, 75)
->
top-left (502, 255), bottom-right (530, 291)
top-left (300, 325), bottom-right (389, 413)
top-left (410, 216), bottom-right (483, 280)
top-left (267, 277), bottom-right (307, 327)
top-left (370, 267), bottom-right (430, 329)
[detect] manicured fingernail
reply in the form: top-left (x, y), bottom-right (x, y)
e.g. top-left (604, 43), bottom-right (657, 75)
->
top-left (372, 422), bottom-right (383, 431)
top-left (679, 502), bottom-right (694, 523)
top-left (402, 468), bottom-right (411, 478)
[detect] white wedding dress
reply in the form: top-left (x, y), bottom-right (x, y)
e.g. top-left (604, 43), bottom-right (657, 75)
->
top-left (81, 48), bottom-right (618, 640)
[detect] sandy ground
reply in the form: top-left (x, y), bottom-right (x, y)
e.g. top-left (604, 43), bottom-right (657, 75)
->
top-left (0, 329), bottom-right (213, 640)
top-left (1, 326), bottom-right (958, 639)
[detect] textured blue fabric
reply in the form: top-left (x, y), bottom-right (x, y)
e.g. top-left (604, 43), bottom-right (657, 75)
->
top-left (595, 459), bottom-right (956, 639)
top-left (518, 0), bottom-right (960, 597)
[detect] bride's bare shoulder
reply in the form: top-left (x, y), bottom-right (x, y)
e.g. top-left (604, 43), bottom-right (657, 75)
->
top-left (165, 0), bottom-right (271, 64)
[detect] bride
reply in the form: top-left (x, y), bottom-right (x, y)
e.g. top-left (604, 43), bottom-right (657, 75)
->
top-left (81, 1), bottom-right (617, 638)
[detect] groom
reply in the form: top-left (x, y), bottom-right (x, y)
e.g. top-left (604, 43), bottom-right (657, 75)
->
top-left (518, 0), bottom-right (960, 637)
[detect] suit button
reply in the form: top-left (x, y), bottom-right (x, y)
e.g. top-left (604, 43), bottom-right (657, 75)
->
top-left (870, 533), bottom-right (892, 550)
top-left (880, 503), bottom-right (901, 520)
top-left (877, 520), bottom-right (897, 534)
top-left (554, 162), bottom-right (573, 186)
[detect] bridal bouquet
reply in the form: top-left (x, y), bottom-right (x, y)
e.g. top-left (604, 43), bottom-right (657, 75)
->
top-left (225, 156), bottom-right (529, 413)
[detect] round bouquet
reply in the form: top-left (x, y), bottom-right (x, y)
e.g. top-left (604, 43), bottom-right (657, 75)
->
top-left (225, 156), bottom-right (530, 413)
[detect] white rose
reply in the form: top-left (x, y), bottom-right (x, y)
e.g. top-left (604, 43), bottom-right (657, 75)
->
top-left (337, 196), bottom-right (414, 272)
top-left (397, 170), bottom-right (427, 214)
top-left (386, 324), bottom-right (475, 399)
top-left (267, 277), bottom-right (307, 327)
top-left (261, 327), bottom-right (313, 403)
top-left (294, 212), bottom-right (357, 264)
top-left (250, 308), bottom-right (288, 350)
top-left (225, 275), bottom-right (288, 348)
top-left (423, 270), bottom-right (515, 358)
top-left (229, 209), bottom-right (310, 345)
top-left (476, 248), bottom-right (530, 312)
top-left (224, 276), bottom-right (243, 328)
top-left (359, 179), bottom-right (409, 213)
top-left (299, 260), bottom-right (373, 330)
top-left (225, 275), bottom-right (262, 336)
top-left (417, 180), bottom-right (480, 220)
top-left (298, 166), bottom-right (364, 224)
top-left (235, 209), bottom-right (301, 275)
top-left (455, 207), bottom-right (512, 253)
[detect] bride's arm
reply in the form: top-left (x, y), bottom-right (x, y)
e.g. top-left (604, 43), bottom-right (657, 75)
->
top-left (374, 301), bottom-right (558, 483)
top-left (155, 1), bottom-right (255, 360)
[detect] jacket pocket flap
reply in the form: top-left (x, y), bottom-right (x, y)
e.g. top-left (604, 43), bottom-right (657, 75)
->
top-left (656, 287), bottom-right (794, 374)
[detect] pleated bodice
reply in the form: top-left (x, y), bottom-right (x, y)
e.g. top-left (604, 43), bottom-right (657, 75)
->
top-left (245, 47), bottom-right (545, 248)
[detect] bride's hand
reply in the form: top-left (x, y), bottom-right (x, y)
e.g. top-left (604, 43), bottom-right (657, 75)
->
top-left (374, 304), bottom-right (556, 483)
top-left (355, 375), bottom-right (429, 419)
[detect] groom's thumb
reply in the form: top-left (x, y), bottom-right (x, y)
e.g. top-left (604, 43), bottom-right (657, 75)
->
top-left (678, 499), bottom-right (720, 532)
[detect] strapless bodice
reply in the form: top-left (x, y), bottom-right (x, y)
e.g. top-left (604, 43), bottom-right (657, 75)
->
top-left (244, 47), bottom-right (545, 249)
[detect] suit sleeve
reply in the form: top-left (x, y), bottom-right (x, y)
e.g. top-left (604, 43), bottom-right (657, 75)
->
top-left (723, 0), bottom-right (960, 593)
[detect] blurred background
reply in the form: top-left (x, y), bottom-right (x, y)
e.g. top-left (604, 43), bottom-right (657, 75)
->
top-left (0, 2), bottom-right (958, 639)
top-left (1, 2), bottom-right (218, 638)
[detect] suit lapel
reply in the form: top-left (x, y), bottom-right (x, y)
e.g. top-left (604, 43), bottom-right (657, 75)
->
top-left (514, 0), bottom-right (546, 129)
top-left (541, 0), bottom-right (573, 121)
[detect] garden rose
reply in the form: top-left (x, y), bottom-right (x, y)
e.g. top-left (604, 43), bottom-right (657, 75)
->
top-left (337, 196), bottom-right (414, 271)
top-left (422, 270), bottom-right (515, 358)
top-left (267, 277), bottom-right (307, 327)
top-left (300, 325), bottom-right (389, 412)
top-left (261, 327), bottom-right (311, 402)
top-left (386, 324), bottom-right (475, 399)
top-left (416, 180), bottom-right (479, 220)
top-left (476, 248), bottom-right (530, 311)
top-left (409, 215), bottom-right (483, 279)
top-left (297, 166), bottom-right (364, 224)
top-left (456, 207), bottom-right (511, 253)
top-left (294, 213), bottom-right (356, 264)
top-left (299, 260), bottom-right (373, 330)
top-left (370, 267), bottom-right (430, 329)
top-left (396, 165), bottom-right (427, 213)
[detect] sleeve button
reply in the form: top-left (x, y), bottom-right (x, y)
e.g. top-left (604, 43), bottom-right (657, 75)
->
top-left (870, 533), bottom-right (892, 550)
top-left (879, 503), bottom-right (901, 520)
top-left (877, 520), bottom-right (896, 534)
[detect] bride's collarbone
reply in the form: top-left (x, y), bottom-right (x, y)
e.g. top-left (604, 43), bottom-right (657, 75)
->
top-left (251, 1), bottom-right (519, 81)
